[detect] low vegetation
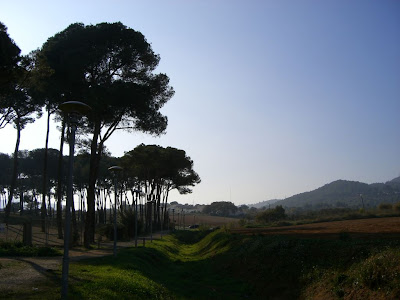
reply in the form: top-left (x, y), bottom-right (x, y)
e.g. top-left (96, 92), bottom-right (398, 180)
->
top-left (0, 240), bottom-right (61, 257)
top-left (240, 204), bottom-right (400, 229)
top-left (2, 225), bottom-right (400, 299)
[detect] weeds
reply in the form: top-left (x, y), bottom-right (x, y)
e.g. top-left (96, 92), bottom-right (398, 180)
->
top-left (0, 239), bottom-right (61, 257)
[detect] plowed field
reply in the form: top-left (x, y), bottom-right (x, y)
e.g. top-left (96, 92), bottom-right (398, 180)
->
top-left (231, 217), bottom-right (400, 239)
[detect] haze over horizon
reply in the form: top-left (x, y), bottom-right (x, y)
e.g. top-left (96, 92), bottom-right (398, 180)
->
top-left (1, 1), bottom-right (399, 205)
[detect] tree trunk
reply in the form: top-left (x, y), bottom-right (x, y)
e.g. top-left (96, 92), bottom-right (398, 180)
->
top-left (5, 117), bottom-right (21, 224)
top-left (71, 195), bottom-right (79, 245)
top-left (41, 107), bottom-right (51, 232)
top-left (84, 119), bottom-right (101, 248)
top-left (19, 190), bottom-right (23, 215)
top-left (56, 120), bottom-right (66, 239)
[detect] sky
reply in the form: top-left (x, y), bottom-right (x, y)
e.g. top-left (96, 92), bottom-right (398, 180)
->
top-left (1, 0), bottom-right (399, 205)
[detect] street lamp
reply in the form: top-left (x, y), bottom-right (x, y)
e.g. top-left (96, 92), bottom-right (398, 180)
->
top-left (108, 166), bottom-right (123, 257)
top-left (59, 101), bottom-right (91, 300)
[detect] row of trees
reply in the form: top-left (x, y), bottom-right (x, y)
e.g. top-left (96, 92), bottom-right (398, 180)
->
top-left (0, 21), bottom-right (195, 247)
top-left (0, 144), bottom-right (200, 241)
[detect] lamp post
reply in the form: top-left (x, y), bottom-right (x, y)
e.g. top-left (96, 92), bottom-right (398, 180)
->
top-left (108, 166), bottom-right (123, 257)
top-left (59, 101), bottom-right (91, 300)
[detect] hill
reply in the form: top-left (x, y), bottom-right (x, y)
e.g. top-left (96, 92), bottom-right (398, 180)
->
top-left (249, 199), bottom-right (281, 209)
top-left (270, 177), bottom-right (400, 210)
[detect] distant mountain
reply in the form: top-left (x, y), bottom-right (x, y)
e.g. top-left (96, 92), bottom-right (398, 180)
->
top-left (386, 176), bottom-right (400, 190)
top-left (269, 177), bottom-right (400, 210)
top-left (388, 176), bottom-right (400, 183)
top-left (249, 199), bottom-right (282, 209)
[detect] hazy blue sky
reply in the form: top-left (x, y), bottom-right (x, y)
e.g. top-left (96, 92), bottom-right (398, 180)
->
top-left (1, 1), bottom-right (399, 205)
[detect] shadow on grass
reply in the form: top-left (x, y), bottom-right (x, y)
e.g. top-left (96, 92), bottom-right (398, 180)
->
top-left (68, 236), bottom-right (252, 299)
top-left (66, 230), bottom-right (400, 300)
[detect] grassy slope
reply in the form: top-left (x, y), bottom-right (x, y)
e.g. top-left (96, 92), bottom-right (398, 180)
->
top-left (2, 228), bottom-right (400, 299)
top-left (67, 230), bottom-right (250, 300)
top-left (66, 230), bottom-right (400, 299)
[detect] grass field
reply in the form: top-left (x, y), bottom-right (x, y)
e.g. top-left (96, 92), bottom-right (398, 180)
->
top-left (1, 217), bottom-right (400, 299)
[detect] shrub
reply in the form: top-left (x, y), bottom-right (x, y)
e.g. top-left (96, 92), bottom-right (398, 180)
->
top-left (355, 249), bottom-right (400, 289)
top-left (238, 219), bottom-right (247, 227)
top-left (378, 203), bottom-right (393, 210)
top-left (256, 205), bottom-right (286, 223)
top-left (119, 208), bottom-right (144, 239)
top-left (0, 240), bottom-right (61, 257)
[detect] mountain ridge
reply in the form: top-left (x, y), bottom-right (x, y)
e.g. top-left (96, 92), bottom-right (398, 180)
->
top-left (251, 176), bottom-right (400, 210)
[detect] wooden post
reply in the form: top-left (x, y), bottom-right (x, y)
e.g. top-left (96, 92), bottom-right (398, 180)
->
top-left (23, 222), bottom-right (32, 246)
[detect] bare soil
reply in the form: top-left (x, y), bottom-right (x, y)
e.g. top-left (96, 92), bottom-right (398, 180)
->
top-left (1, 217), bottom-right (399, 294)
top-left (0, 235), bottom-right (159, 294)
top-left (231, 216), bottom-right (400, 239)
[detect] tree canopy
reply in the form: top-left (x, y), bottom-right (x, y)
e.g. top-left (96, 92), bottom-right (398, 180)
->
top-left (122, 144), bottom-right (201, 200)
top-left (0, 22), bottom-right (21, 98)
top-left (203, 201), bottom-right (238, 217)
top-left (37, 22), bottom-right (175, 246)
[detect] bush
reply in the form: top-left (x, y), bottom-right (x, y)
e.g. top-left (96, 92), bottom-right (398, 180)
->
top-left (0, 240), bottom-right (61, 257)
top-left (378, 203), bottom-right (393, 210)
top-left (119, 209), bottom-right (144, 239)
top-left (355, 249), bottom-right (400, 289)
top-left (256, 205), bottom-right (286, 224)
top-left (98, 209), bottom-right (144, 241)
top-left (238, 219), bottom-right (247, 227)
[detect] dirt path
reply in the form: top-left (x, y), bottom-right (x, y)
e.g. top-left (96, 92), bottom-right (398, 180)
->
top-left (0, 234), bottom-right (164, 293)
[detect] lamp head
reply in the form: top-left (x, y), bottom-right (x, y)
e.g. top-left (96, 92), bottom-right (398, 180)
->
top-left (59, 101), bottom-right (92, 115)
top-left (108, 166), bottom-right (123, 172)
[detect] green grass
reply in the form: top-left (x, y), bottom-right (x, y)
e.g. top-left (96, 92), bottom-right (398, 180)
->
top-left (65, 230), bottom-right (250, 299)
top-left (0, 240), bottom-right (61, 257)
top-left (3, 229), bottom-right (400, 299)
top-left (302, 248), bottom-right (400, 299)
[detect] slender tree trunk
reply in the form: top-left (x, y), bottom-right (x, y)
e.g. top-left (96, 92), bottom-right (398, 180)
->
top-left (84, 120), bottom-right (101, 248)
top-left (19, 190), bottom-right (23, 215)
top-left (33, 191), bottom-right (39, 216)
top-left (5, 118), bottom-right (21, 224)
top-left (56, 120), bottom-right (66, 239)
top-left (41, 107), bottom-right (51, 232)
top-left (71, 195), bottom-right (79, 245)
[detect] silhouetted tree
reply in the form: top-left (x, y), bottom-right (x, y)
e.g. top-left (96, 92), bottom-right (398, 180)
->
top-left (0, 25), bottom-right (43, 222)
top-left (122, 144), bottom-right (200, 230)
top-left (39, 22), bottom-right (174, 247)
top-left (203, 201), bottom-right (238, 217)
top-left (0, 22), bottom-right (20, 115)
top-left (256, 205), bottom-right (286, 223)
